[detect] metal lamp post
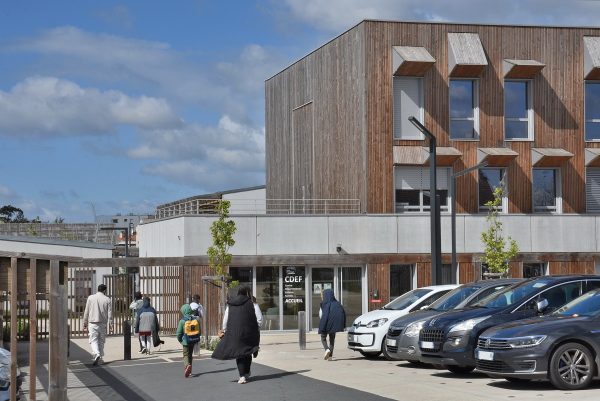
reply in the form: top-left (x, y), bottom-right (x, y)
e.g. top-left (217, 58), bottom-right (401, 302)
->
top-left (450, 161), bottom-right (488, 275)
top-left (408, 117), bottom-right (441, 285)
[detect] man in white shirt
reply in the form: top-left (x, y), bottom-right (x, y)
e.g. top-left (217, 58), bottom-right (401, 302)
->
top-left (83, 284), bottom-right (113, 365)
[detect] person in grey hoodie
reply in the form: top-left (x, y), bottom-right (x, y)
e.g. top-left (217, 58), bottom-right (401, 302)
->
top-left (129, 291), bottom-right (144, 352)
top-left (135, 297), bottom-right (159, 355)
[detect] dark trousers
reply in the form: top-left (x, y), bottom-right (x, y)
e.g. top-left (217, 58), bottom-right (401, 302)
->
top-left (236, 355), bottom-right (252, 377)
top-left (321, 333), bottom-right (336, 355)
top-left (182, 344), bottom-right (195, 367)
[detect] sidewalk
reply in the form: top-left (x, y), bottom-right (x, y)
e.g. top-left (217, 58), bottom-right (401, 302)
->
top-left (18, 332), bottom-right (600, 401)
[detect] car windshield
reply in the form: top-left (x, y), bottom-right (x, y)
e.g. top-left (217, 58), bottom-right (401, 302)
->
top-left (554, 290), bottom-right (600, 317)
top-left (428, 286), bottom-right (480, 311)
top-left (473, 279), bottom-right (553, 308)
top-left (384, 289), bottom-right (433, 310)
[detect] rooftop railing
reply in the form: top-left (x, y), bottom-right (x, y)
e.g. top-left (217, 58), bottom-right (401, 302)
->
top-left (154, 198), bottom-right (361, 218)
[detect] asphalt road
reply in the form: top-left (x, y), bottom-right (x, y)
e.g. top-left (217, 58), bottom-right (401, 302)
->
top-left (68, 342), bottom-right (395, 401)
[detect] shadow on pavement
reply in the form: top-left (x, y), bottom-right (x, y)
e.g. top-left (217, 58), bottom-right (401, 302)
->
top-left (487, 379), bottom-right (600, 391)
top-left (430, 371), bottom-right (489, 379)
top-left (246, 369), bottom-right (311, 382)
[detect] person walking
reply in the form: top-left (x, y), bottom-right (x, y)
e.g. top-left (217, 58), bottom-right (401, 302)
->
top-left (318, 288), bottom-right (346, 361)
top-left (135, 297), bottom-right (159, 355)
top-left (176, 304), bottom-right (201, 378)
top-left (189, 298), bottom-right (204, 356)
top-left (212, 286), bottom-right (260, 384)
top-left (129, 291), bottom-right (144, 353)
top-left (83, 284), bottom-right (113, 365)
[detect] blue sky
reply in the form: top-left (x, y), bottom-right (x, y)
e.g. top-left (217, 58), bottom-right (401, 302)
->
top-left (2, 0), bottom-right (600, 222)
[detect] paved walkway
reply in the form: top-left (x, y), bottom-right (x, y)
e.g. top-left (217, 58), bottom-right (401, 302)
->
top-left (16, 333), bottom-right (600, 401)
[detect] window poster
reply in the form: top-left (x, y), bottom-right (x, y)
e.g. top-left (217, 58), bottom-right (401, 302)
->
top-left (283, 266), bottom-right (305, 309)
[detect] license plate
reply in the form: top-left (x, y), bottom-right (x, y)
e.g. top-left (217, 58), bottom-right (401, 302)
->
top-left (420, 341), bottom-right (435, 349)
top-left (477, 350), bottom-right (494, 361)
top-left (386, 338), bottom-right (397, 347)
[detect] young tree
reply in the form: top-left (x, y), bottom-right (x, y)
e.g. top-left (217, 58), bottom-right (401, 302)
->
top-left (481, 187), bottom-right (519, 276)
top-left (207, 200), bottom-right (237, 277)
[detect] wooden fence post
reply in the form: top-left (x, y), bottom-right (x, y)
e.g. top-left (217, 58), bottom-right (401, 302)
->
top-left (48, 259), bottom-right (67, 401)
top-left (10, 257), bottom-right (17, 401)
top-left (29, 258), bottom-right (37, 401)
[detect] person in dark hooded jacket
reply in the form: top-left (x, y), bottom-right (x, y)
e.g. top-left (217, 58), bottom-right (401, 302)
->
top-left (212, 286), bottom-right (259, 384)
top-left (318, 288), bottom-right (346, 361)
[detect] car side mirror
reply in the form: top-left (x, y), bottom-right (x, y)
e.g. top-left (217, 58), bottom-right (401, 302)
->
top-left (536, 298), bottom-right (549, 313)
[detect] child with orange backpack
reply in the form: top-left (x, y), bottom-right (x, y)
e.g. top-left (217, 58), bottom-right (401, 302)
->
top-left (176, 304), bottom-right (201, 377)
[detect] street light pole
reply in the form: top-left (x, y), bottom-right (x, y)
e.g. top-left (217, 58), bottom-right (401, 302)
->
top-left (409, 117), bottom-right (440, 285)
top-left (451, 161), bottom-right (488, 279)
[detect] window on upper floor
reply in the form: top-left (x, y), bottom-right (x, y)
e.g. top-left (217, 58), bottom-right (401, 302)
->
top-left (394, 167), bottom-right (450, 213)
top-left (585, 82), bottom-right (600, 141)
top-left (449, 79), bottom-right (479, 140)
top-left (393, 77), bottom-right (424, 140)
top-left (585, 167), bottom-right (600, 212)
top-left (504, 80), bottom-right (533, 140)
top-left (532, 168), bottom-right (561, 213)
top-left (478, 168), bottom-right (507, 213)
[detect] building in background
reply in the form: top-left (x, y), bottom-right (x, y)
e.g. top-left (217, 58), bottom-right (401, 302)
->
top-left (139, 20), bottom-right (600, 332)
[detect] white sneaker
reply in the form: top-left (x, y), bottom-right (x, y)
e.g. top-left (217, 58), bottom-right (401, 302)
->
top-left (238, 376), bottom-right (247, 384)
top-left (324, 349), bottom-right (331, 360)
top-left (93, 354), bottom-right (100, 366)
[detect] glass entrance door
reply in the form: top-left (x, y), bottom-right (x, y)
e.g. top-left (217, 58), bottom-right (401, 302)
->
top-left (311, 268), bottom-right (335, 330)
top-left (338, 267), bottom-right (362, 326)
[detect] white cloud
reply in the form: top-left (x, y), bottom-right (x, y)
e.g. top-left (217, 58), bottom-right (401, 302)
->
top-left (11, 27), bottom-right (287, 122)
top-left (279, 0), bottom-right (600, 33)
top-left (0, 76), bottom-right (181, 137)
top-left (0, 184), bottom-right (15, 199)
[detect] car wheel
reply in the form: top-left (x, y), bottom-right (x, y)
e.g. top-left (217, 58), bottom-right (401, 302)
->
top-left (549, 342), bottom-right (595, 390)
top-left (358, 350), bottom-right (382, 358)
top-left (446, 365), bottom-right (475, 374)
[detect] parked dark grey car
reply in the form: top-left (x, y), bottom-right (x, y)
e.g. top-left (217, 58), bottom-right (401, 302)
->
top-left (385, 278), bottom-right (521, 363)
top-left (476, 288), bottom-right (600, 390)
top-left (417, 275), bottom-right (600, 374)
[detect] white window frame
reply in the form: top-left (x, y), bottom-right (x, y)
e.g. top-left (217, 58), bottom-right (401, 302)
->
top-left (393, 77), bottom-right (424, 140)
top-left (394, 167), bottom-right (451, 213)
top-left (585, 81), bottom-right (600, 142)
top-left (504, 79), bottom-right (534, 141)
top-left (532, 168), bottom-right (562, 213)
top-left (449, 78), bottom-right (480, 140)
top-left (478, 168), bottom-right (508, 213)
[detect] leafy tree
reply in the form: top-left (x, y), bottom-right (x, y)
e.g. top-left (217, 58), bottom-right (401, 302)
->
top-left (481, 187), bottom-right (519, 275)
top-left (0, 205), bottom-right (28, 223)
top-left (207, 200), bottom-right (237, 279)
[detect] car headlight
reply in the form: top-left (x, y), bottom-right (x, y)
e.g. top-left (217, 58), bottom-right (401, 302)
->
top-left (366, 318), bottom-right (388, 328)
top-left (404, 320), bottom-right (426, 338)
top-left (507, 335), bottom-right (547, 348)
top-left (448, 316), bottom-right (490, 333)
top-left (0, 379), bottom-right (8, 389)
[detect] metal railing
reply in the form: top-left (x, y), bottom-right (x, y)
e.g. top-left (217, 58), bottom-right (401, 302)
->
top-left (155, 198), bottom-right (361, 218)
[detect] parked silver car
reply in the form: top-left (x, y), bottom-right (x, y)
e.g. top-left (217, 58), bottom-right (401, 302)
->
top-left (385, 279), bottom-right (521, 363)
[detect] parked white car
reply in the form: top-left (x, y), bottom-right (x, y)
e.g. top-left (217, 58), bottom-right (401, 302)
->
top-left (0, 348), bottom-right (22, 401)
top-left (347, 285), bottom-right (457, 359)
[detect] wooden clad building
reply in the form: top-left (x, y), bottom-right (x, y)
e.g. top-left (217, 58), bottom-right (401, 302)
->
top-left (265, 20), bottom-right (600, 308)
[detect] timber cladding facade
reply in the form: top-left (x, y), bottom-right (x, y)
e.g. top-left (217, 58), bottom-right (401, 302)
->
top-left (265, 20), bottom-right (600, 303)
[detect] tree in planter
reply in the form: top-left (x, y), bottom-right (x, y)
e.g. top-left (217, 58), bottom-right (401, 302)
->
top-left (207, 200), bottom-right (237, 329)
top-left (481, 187), bottom-right (519, 277)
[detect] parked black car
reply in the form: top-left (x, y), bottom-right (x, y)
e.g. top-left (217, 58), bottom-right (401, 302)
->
top-left (386, 278), bottom-right (522, 362)
top-left (475, 288), bottom-right (600, 390)
top-left (417, 275), bottom-right (600, 374)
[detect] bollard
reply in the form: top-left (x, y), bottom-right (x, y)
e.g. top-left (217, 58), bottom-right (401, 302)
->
top-left (123, 320), bottom-right (131, 360)
top-left (298, 311), bottom-right (306, 350)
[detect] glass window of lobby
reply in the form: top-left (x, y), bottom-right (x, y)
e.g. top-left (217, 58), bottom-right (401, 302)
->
top-left (585, 82), bottom-right (600, 141)
top-left (504, 80), bottom-right (533, 140)
top-left (393, 77), bottom-right (424, 140)
top-left (449, 79), bottom-right (479, 139)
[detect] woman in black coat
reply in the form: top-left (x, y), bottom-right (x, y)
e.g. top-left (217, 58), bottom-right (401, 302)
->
top-left (318, 288), bottom-right (346, 361)
top-left (212, 286), bottom-right (260, 384)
